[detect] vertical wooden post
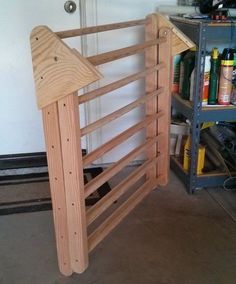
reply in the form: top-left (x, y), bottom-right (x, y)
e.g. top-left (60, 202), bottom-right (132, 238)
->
top-left (42, 103), bottom-right (72, 276)
top-left (58, 93), bottom-right (88, 273)
top-left (145, 14), bottom-right (158, 180)
top-left (157, 27), bottom-right (172, 185)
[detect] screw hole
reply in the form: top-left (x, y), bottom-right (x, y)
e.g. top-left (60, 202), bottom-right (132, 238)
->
top-left (58, 207), bottom-right (61, 210)
top-left (40, 76), bottom-right (43, 80)
top-left (52, 145), bottom-right (54, 149)
top-left (36, 37), bottom-right (39, 40)
top-left (55, 177), bottom-right (58, 181)
top-left (69, 171), bottom-right (72, 174)
top-left (54, 56), bottom-right (58, 62)
top-left (72, 203), bottom-right (74, 206)
top-left (48, 112), bottom-right (50, 115)
top-left (63, 103), bottom-right (66, 107)
top-left (74, 232), bottom-right (77, 235)
top-left (67, 138), bottom-right (69, 142)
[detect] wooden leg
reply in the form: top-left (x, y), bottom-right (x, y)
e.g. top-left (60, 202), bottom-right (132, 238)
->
top-left (42, 103), bottom-right (72, 276)
top-left (58, 94), bottom-right (88, 273)
top-left (157, 27), bottom-right (172, 185)
top-left (145, 14), bottom-right (158, 180)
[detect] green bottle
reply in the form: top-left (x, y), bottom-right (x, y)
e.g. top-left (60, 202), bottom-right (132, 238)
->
top-left (208, 48), bottom-right (219, 105)
top-left (179, 47), bottom-right (196, 100)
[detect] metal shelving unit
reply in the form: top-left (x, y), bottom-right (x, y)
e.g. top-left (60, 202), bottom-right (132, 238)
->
top-left (170, 16), bottom-right (236, 193)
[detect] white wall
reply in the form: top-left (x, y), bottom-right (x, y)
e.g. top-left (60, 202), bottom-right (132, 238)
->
top-left (0, 0), bottom-right (177, 158)
top-left (84, 0), bottom-right (177, 164)
top-left (0, 0), bottom-right (82, 155)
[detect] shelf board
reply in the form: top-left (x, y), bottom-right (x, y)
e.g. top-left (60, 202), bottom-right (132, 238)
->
top-left (172, 93), bottom-right (193, 120)
top-left (170, 17), bottom-right (236, 42)
top-left (170, 155), bottom-right (236, 191)
top-left (172, 93), bottom-right (236, 122)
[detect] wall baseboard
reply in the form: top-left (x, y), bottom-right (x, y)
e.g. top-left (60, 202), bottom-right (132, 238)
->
top-left (0, 150), bottom-right (87, 171)
top-left (0, 152), bottom-right (47, 170)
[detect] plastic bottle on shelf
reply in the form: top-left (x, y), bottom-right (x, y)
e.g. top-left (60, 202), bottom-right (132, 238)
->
top-left (232, 49), bottom-right (236, 87)
top-left (202, 54), bottom-right (211, 106)
top-left (189, 67), bottom-right (195, 102)
top-left (218, 48), bottom-right (234, 105)
top-left (231, 50), bottom-right (236, 105)
top-left (179, 47), bottom-right (196, 100)
top-left (189, 54), bottom-right (210, 104)
top-left (208, 47), bottom-right (220, 105)
top-left (172, 54), bottom-right (181, 93)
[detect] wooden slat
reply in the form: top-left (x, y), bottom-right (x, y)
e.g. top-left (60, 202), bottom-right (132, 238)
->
top-left (58, 94), bottom-right (88, 273)
top-left (78, 64), bottom-right (165, 104)
top-left (86, 156), bottom-right (160, 225)
top-left (83, 112), bottom-right (163, 167)
top-left (157, 28), bottom-right (172, 185)
top-left (84, 135), bottom-right (162, 198)
top-left (30, 26), bottom-right (102, 109)
top-left (42, 104), bottom-right (72, 276)
top-left (145, 13), bottom-right (159, 180)
top-left (56, 19), bottom-right (146, 38)
top-left (87, 38), bottom-right (166, 66)
top-left (88, 177), bottom-right (159, 252)
top-left (81, 88), bottom-right (163, 136)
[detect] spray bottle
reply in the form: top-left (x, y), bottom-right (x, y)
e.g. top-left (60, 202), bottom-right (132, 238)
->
top-left (202, 54), bottom-right (211, 106)
top-left (208, 48), bottom-right (219, 105)
top-left (218, 48), bottom-right (234, 105)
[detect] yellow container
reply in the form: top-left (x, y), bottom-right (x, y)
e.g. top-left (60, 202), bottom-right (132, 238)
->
top-left (183, 137), bottom-right (205, 175)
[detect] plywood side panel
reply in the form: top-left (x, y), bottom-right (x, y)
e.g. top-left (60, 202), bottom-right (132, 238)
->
top-left (156, 13), bottom-right (195, 56)
top-left (30, 26), bottom-right (102, 109)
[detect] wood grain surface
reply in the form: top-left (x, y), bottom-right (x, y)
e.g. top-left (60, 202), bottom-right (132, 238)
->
top-left (157, 28), bottom-right (172, 185)
top-left (42, 103), bottom-right (72, 276)
top-left (58, 94), bottom-right (88, 273)
top-left (56, 19), bottom-right (146, 38)
top-left (30, 26), bottom-right (102, 109)
top-left (78, 64), bottom-right (165, 104)
top-left (145, 14), bottom-right (159, 180)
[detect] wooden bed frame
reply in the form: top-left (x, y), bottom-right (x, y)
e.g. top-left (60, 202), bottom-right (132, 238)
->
top-left (30, 13), bottom-right (194, 276)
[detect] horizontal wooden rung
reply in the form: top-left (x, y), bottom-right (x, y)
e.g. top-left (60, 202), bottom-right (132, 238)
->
top-left (84, 135), bottom-right (162, 198)
top-left (81, 87), bottom-right (164, 136)
top-left (55, 19), bottom-right (146, 39)
top-left (83, 112), bottom-right (163, 167)
top-left (78, 63), bottom-right (165, 104)
top-left (86, 156), bottom-right (161, 225)
top-left (87, 38), bottom-right (166, 66)
top-left (88, 177), bottom-right (159, 252)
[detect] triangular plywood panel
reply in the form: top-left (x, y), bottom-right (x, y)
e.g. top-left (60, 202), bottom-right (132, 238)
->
top-left (156, 13), bottom-right (195, 55)
top-left (30, 26), bottom-right (102, 109)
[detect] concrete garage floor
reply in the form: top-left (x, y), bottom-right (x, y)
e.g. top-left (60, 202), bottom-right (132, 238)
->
top-left (0, 171), bottom-right (236, 284)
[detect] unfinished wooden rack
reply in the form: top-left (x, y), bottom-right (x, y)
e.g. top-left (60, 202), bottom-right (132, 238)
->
top-left (30, 13), bottom-right (194, 276)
